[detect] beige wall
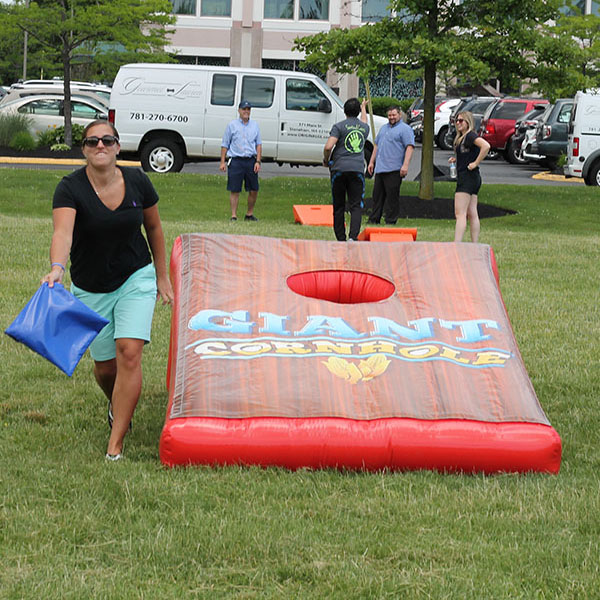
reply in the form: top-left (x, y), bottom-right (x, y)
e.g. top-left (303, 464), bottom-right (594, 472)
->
top-left (167, 0), bottom-right (361, 99)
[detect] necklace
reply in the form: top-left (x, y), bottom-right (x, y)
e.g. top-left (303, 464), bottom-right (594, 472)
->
top-left (87, 168), bottom-right (119, 197)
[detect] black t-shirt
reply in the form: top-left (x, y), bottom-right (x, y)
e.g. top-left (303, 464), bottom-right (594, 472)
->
top-left (456, 131), bottom-right (481, 173)
top-left (53, 166), bottom-right (158, 293)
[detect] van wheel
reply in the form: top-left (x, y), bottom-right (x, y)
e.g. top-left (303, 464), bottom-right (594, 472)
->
top-left (584, 161), bottom-right (600, 186)
top-left (141, 139), bottom-right (184, 173)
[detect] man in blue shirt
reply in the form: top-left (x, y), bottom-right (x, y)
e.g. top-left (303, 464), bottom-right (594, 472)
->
top-left (220, 100), bottom-right (262, 222)
top-left (367, 106), bottom-right (415, 224)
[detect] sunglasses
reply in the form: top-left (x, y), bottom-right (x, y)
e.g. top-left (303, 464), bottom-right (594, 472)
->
top-left (83, 135), bottom-right (119, 148)
top-left (455, 118), bottom-right (465, 123)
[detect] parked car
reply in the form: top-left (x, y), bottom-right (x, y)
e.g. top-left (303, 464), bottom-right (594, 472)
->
top-left (442, 96), bottom-right (499, 151)
top-left (479, 97), bottom-right (549, 161)
top-left (433, 98), bottom-right (461, 148)
top-left (564, 89), bottom-right (600, 185)
top-left (7, 79), bottom-right (111, 104)
top-left (506, 103), bottom-right (549, 164)
top-left (0, 94), bottom-right (108, 138)
top-left (535, 98), bottom-right (573, 169)
top-left (0, 86), bottom-right (109, 108)
top-left (407, 96), bottom-right (446, 123)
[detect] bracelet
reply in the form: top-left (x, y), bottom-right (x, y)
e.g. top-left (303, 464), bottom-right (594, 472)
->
top-left (51, 262), bottom-right (65, 272)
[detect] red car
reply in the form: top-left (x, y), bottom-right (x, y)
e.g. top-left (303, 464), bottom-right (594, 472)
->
top-left (479, 98), bottom-right (549, 161)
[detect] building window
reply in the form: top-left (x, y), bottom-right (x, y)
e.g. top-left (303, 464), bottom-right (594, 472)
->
top-left (592, 0), bottom-right (600, 15)
top-left (264, 0), bottom-right (293, 18)
top-left (200, 0), bottom-right (231, 16)
top-left (299, 0), bottom-right (329, 19)
top-left (211, 74), bottom-right (237, 106)
top-left (241, 76), bottom-right (276, 108)
top-left (264, 0), bottom-right (329, 20)
top-left (171, 0), bottom-right (196, 15)
top-left (361, 0), bottom-right (390, 22)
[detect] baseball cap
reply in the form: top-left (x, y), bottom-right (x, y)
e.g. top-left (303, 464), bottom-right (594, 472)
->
top-left (239, 100), bottom-right (252, 109)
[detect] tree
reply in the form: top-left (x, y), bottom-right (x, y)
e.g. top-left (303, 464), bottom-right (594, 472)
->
top-left (296, 0), bottom-right (562, 200)
top-left (535, 11), bottom-right (600, 100)
top-left (8, 0), bottom-right (175, 146)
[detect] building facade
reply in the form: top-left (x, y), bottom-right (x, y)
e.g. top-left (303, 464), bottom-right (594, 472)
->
top-left (167, 0), bottom-right (406, 99)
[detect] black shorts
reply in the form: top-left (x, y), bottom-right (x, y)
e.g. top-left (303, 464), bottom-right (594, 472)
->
top-left (227, 157), bottom-right (259, 193)
top-left (456, 168), bottom-right (482, 195)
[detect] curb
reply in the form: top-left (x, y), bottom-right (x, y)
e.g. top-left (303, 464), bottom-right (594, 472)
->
top-left (0, 157), bottom-right (142, 167)
top-left (532, 171), bottom-right (583, 183)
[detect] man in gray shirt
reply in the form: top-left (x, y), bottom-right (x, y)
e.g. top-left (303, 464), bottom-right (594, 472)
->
top-left (323, 98), bottom-right (369, 241)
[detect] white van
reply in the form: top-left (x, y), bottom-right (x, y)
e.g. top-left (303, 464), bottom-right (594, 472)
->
top-left (109, 63), bottom-right (387, 173)
top-left (564, 89), bottom-right (600, 186)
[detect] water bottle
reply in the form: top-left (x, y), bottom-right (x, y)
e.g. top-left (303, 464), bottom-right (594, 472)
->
top-left (449, 162), bottom-right (457, 179)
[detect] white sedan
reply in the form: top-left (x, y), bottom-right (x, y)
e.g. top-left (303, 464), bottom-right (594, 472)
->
top-left (0, 94), bottom-right (107, 138)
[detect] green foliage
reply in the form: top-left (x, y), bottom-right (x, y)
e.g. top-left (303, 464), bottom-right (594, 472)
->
top-left (9, 130), bottom-right (36, 151)
top-left (50, 143), bottom-right (72, 152)
top-left (533, 11), bottom-right (600, 100)
top-left (0, 113), bottom-right (31, 146)
top-left (36, 124), bottom-right (85, 148)
top-left (295, 0), bottom-right (564, 200)
top-left (362, 96), bottom-right (410, 117)
top-left (5, 0), bottom-right (175, 144)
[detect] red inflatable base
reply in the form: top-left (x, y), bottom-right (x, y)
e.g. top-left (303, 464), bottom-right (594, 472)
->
top-left (160, 417), bottom-right (561, 473)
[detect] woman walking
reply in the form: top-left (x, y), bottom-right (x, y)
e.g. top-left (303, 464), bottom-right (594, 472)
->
top-left (42, 120), bottom-right (173, 460)
top-left (449, 111), bottom-right (490, 242)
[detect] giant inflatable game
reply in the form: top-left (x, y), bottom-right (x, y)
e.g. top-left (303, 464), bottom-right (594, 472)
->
top-left (159, 234), bottom-right (561, 473)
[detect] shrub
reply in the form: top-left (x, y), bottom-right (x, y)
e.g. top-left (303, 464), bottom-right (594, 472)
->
top-left (36, 123), bottom-right (85, 148)
top-left (0, 113), bottom-right (32, 146)
top-left (50, 143), bottom-right (72, 152)
top-left (362, 96), bottom-right (413, 118)
top-left (9, 130), bottom-right (37, 151)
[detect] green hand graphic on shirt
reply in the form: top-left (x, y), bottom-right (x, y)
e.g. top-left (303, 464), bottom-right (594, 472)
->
top-left (345, 130), bottom-right (365, 153)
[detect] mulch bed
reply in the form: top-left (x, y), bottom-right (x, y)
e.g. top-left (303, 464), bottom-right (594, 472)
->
top-left (0, 146), bottom-right (83, 159)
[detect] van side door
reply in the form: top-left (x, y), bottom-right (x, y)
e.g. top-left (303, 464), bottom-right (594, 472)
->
top-left (278, 77), bottom-right (338, 164)
top-left (204, 73), bottom-right (278, 161)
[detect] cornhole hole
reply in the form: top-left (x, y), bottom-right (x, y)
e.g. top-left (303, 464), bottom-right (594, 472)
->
top-left (293, 204), bottom-right (333, 226)
top-left (357, 227), bottom-right (418, 242)
top-left (160, 234), bottom-right (561, 474)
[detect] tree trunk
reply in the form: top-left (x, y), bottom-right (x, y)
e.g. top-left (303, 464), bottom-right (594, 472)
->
top-left (62, 37), bottom-right (72, 148)
top-left (418, 60), bottom-right (436, 201)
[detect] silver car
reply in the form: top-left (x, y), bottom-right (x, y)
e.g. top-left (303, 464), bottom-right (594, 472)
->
top-left (0, 94), bottom-right (107, 138)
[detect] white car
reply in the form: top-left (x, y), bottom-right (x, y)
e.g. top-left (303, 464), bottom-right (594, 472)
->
top-left (0, 94), bottom-right (107, 138)
top-left (434, 98), bottom-right (461, 148)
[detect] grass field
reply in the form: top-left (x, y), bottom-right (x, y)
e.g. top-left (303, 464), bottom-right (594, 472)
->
top-left (0, 168), bottom-right (599, 598)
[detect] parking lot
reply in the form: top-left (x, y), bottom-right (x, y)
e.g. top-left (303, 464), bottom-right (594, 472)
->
top-left (0, 144), bottom-right (583, 186)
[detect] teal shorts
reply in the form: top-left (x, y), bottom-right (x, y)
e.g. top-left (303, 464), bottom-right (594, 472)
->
top-left (71, 263), bottom-right (157, 361)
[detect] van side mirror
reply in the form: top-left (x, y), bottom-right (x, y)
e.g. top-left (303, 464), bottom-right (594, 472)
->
top-left (318, 98), bottom-right (332, 113)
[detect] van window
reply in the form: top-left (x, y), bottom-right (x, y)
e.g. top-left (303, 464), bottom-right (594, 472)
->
top-left (211, 74), bottom-right (236, 106)
top-left (241, 76), bottom-right (275, 108)
top-left (285, 79), bottom-right (327, 111)
top-left (491, 101), bottom-right (527, 120)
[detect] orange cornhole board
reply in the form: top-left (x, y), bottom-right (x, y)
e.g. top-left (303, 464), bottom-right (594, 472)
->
top-left (357, 227), bottom-right (418, 242)
top-left (293, 204), bottom-right (333, 226)
top-left (160, 234), bottom-right (561, 474)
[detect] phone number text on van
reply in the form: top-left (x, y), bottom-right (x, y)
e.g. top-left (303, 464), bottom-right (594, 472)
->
top-left (129, 113), bottom-right (189, 123)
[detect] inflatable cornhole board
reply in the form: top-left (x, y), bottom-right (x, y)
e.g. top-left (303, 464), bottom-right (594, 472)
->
top-left (160, 234), bottom-right (561, 473)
